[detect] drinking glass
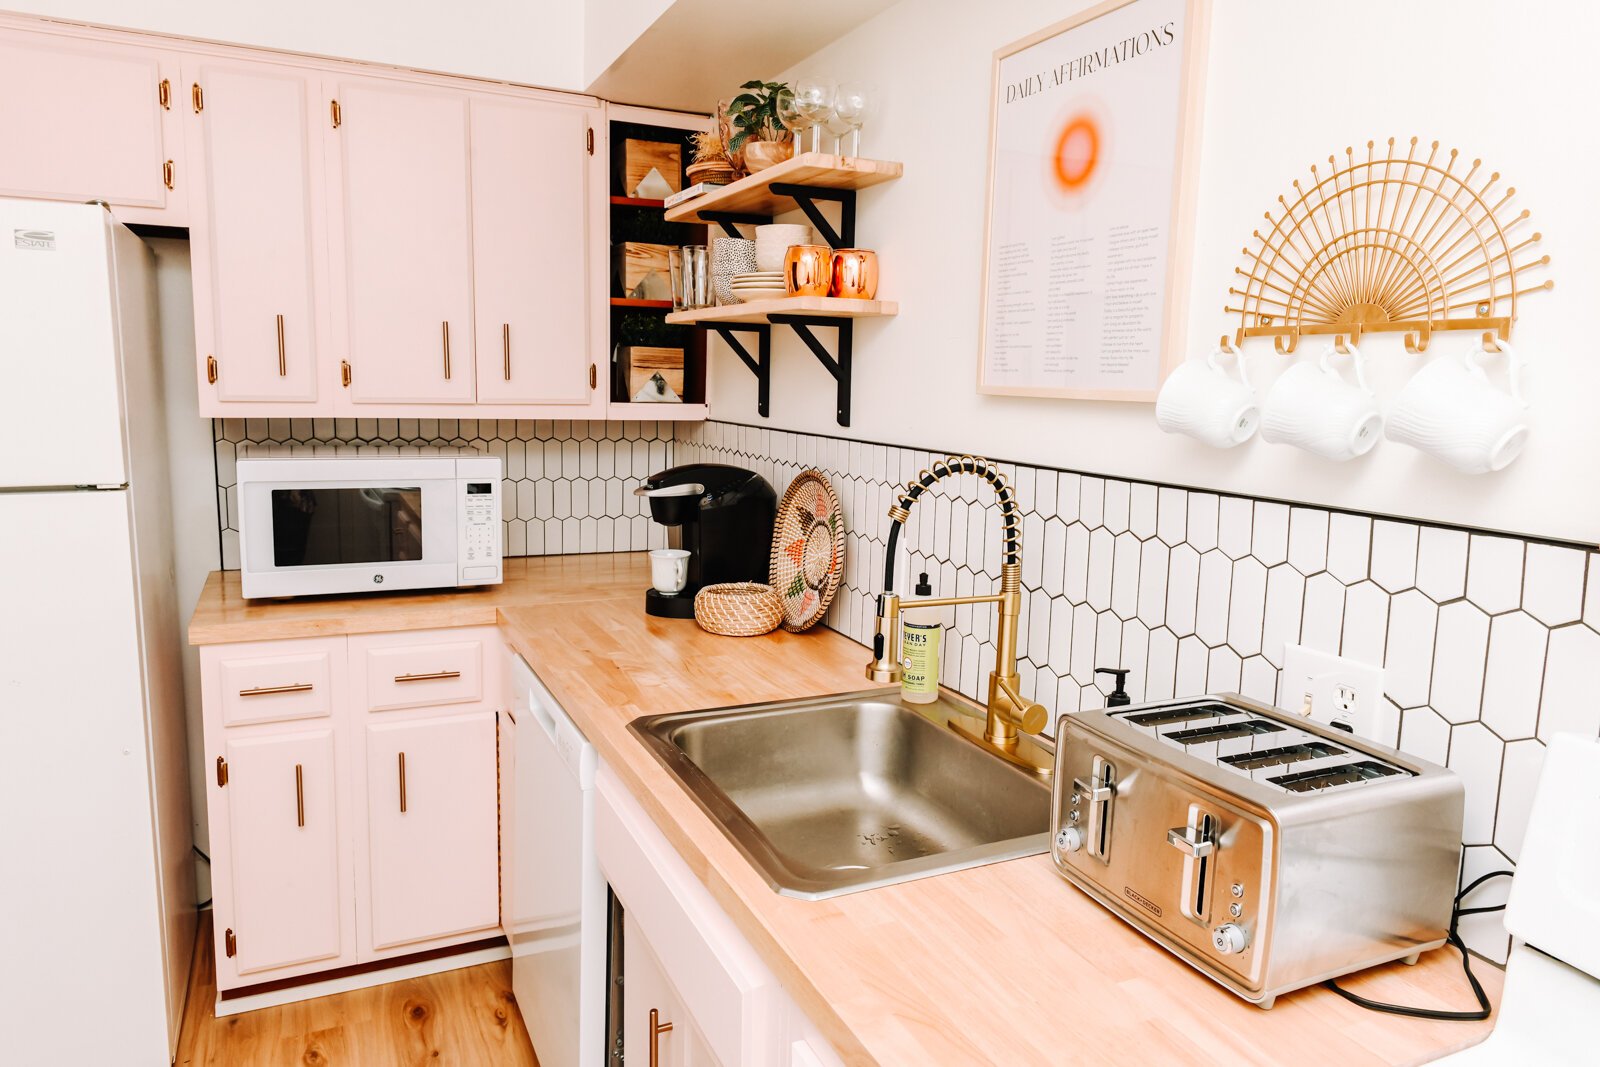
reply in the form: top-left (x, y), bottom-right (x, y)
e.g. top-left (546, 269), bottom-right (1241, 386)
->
top-left (670, 246), bottom-right (710, 310)
top-left (833, 82), bottom-right (872, 157)
top-left (793, 77), bottom-right (834, 155)
top-left (775, 88), bottom-right (803, 148)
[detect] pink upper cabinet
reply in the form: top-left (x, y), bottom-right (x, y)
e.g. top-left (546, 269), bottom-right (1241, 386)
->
top-left (469, 94), bottom-right (606, 410)
top-left (187, 60), bottom-right (327, 413)
top-left (0, 28), bottom-right (182, 221)
top-left (327, 76), bottom-right (476, 406)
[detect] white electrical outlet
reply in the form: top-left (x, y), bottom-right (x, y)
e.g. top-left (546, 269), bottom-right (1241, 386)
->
top-left (1279, 644), bottom-right (1395, 746)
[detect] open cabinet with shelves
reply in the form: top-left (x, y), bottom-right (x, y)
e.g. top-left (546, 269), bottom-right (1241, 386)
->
top-left (605, 105), bottom-right (710, 420)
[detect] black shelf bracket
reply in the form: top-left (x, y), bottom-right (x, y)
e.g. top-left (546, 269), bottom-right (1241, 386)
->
top-left (770, 314), bottom-right (853, 426)
top-left (767, 183), bottom-right (856, 248)
top-left (708, 323), bottom-right (770, 417)
top-left (697, 210), bottom-right (771, 239)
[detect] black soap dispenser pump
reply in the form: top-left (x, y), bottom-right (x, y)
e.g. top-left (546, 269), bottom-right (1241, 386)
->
top-left (1095, 667), bottom-right (1132, 708)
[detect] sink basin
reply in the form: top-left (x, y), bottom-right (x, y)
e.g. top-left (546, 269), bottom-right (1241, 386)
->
top-left (630, 689), bottom-right (1051, 899)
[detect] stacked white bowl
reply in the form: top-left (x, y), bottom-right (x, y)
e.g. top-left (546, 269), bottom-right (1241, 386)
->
top-left (754, 223), bottom-right (814, 273)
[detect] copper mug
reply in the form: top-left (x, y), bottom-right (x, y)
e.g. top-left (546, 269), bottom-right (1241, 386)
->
top-left (830, 248), bottom-right (879, 300)
top-left (784, 244), bottom-right (834, 297)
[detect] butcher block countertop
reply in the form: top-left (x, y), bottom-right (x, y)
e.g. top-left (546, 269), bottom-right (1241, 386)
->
top-left (189, 554), bottom-right (1498, 1065)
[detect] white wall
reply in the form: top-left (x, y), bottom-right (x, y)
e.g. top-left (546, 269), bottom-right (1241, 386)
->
top-left (713, 0), bottom-right (1600, 544)
top-left (584, 0), bottom-right (673, 86)
top-left (8, 1), bottom-right (586, 87)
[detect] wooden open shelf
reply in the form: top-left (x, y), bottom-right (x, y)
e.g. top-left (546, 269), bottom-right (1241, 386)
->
top-left (662, 154), bottom-right (903, 225)
top-left (666, 296), bottom-right (897, 326)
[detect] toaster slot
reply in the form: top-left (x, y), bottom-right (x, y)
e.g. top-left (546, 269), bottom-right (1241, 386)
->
top-left (1219, 740), bottom-right (1347, 771)
top-left (1268, 760), bottom-right (1403, 792)
top-left (1122, 703), bottom-right (1235, 728)
top-left (1167, 805), bottom-right (1218, 925)
top-left (1165, 719), bottom-right (1285, 745)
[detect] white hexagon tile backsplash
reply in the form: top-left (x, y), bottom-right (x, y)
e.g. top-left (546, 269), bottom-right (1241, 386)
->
top-left (675, 420), bottom-right (1600, 964)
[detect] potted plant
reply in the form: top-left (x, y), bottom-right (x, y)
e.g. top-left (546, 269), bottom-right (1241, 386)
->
top-left (726, 80), bottom-right (794, 173)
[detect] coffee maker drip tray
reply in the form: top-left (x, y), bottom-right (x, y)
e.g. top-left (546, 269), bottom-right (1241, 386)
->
top-left (646, 587), bottom-right (698, 619)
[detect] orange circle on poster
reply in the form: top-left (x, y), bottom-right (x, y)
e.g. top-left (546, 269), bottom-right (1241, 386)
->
top-left (1054, 116), bottom-right (1100, 192)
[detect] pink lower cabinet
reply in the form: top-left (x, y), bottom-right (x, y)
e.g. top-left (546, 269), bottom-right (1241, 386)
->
top-left (360, 711), bottom-right (499, 953)
top-left (212, 726), bottom-right (352, 985)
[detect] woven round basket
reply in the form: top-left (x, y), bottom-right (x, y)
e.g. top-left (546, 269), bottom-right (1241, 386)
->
top-left (686, 161), bottom-right (738, 186)
top-left (768, 471), bottom-right (845, 633)
top-left (693, 582), bottom-right (783, 637)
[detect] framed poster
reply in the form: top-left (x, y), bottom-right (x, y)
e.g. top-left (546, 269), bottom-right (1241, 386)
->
top-left (978, 0), bottom-right (1208, 401)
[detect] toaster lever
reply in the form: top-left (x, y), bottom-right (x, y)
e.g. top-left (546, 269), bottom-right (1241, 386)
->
top-left (1072, 756), bottom-right (1117, 862)
top-left (1167, 826), bottom-right (1215, 859)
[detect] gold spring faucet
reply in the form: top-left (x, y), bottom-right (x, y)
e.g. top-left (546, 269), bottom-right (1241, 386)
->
top-left (866, 455), bottom-right (1053, 777)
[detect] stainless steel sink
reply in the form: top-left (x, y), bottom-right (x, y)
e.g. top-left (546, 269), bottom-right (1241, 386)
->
top-left (630, 689), bottom-right (1051, 899)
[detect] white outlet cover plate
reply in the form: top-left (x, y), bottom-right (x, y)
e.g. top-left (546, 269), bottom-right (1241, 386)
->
top-left (1278, 644), bottom-right (1395, 746)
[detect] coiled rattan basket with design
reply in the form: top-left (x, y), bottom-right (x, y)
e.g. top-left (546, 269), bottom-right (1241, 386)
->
top-left (693, 582), bottom-right (783, 637)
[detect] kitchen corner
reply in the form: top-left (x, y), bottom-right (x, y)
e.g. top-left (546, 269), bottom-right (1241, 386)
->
top-left (190, 552), bottom-right (1501, 1065)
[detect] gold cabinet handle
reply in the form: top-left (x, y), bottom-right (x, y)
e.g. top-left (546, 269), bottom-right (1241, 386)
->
top-left (207, 355), bottom-right (219, 384)
top-left (441, 321), bottom-right (451, 380)
top-left (158, 78), bottom-right (171, 110)
top-left (192, 82), bottom-right (204, 113)
top-left (341, 360), bottom-right (352, 387)
top-left (502, 323), bottom-right (511, 381)
top-left (276, 314), bottom-right (286, 377)
top-left (398, 751), bottom-right (408, 813)
top-left (394, 670), bottom-right (461, 684)
top-left (163, 159), bottom-right (175, 189)
top-left (330, 98), bottom-right (341, 128)
top-left (649, 1008), bottom-right (673, 1067)
top-left (239, 682), bottom-right (313, 697)
top-left (295, 763), bottom-right (305, 827)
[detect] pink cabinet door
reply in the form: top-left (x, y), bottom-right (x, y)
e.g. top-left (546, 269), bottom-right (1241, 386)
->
top-left (187, 60), bottom-right (326, 412)
top-left (363, 711), bottom-right (498, 950)
top-left (0, 30), bottom-right (175, 211)
top-left (327, 77), bottom-right (475, 405)
top-left (469, 94), bottom-right (604, 409)
top-left (216, 727), bottom-right (350, 981)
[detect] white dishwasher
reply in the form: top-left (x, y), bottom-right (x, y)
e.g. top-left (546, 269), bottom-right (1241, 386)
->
top-left (504, 652), bottom-right (606, 1066)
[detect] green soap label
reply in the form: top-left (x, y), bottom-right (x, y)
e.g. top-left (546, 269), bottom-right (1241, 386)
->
top-left (901, 623), bottom-right (942, 694)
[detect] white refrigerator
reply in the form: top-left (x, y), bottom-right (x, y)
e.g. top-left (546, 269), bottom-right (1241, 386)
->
top-left (0, 198), bottom-right (195, 1062)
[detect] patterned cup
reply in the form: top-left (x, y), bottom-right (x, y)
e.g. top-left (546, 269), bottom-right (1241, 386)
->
top-left (711, 238), bottom-right (757, 305)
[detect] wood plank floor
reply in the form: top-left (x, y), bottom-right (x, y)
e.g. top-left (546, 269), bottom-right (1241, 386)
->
top-left (176, 912), bottom-right (539, 1066)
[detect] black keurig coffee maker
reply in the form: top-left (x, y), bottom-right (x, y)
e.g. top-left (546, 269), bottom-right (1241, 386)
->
top-left (635, 464), bottom-right (776, 618)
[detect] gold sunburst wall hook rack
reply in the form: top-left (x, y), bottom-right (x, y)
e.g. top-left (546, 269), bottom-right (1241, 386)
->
top-left (1222, 137), bottom-right (1553, 355)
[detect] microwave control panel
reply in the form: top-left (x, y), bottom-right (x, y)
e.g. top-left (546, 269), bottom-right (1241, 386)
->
top-left (459, 475), bottom-right (502, 582)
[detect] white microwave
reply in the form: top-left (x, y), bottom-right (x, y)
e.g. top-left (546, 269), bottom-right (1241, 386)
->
top-left (236, 453), bottom-right (503, 599)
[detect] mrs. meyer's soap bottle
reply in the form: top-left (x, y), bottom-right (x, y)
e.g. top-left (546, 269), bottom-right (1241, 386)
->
top-left (901, 572), bottom-right (945, 704)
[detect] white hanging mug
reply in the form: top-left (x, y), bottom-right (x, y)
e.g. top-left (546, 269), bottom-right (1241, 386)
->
top-left (1260, 342), bottom-right (1382, 461)
top-left (1154, 342), bottom-right (1259, 448)
top-left (1385, 340), bottom-right (1529, 473)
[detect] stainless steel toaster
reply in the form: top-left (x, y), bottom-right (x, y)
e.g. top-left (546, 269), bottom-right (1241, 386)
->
top-left (1050, 694), bottom-right (1464, 1008)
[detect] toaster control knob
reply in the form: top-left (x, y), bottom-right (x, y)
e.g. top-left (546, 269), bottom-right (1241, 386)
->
top-left (1212, 923), bottom-right (1249, 955)
top-left (1055, 827), bottom-right (1084, 853)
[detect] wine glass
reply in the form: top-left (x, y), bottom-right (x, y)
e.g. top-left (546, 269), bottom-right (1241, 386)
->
top-left (792, 77), bottom-right (834, 155)
top-left (833, 82), bottom-right (872, 157)
top-left (775, 87), bottom-right (802, 146)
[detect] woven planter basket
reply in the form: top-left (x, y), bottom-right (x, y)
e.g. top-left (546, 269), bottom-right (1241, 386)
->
top-left (693, 582), bottom-right (783, 637)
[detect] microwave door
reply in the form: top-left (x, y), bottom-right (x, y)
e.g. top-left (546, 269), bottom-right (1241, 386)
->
top-left (270, 486), bottom-right (425, 568)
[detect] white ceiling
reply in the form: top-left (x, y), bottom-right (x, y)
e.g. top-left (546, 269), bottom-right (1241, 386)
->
top-left (585, 0), bottom-right (900, 112)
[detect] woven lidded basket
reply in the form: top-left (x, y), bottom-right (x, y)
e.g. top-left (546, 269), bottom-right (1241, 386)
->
top-left (769, 471), bottom-right (845, 632)
top-left (693, 582), bottom-right (783, 637)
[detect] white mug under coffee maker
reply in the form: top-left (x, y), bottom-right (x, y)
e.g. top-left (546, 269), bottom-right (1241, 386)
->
top-left (1154, 341), bottom-right (1260, 448)
top-left (1260, 342), bottom-right (1382, 462)
top-left (649, 548), bottom-right (691, 595)
top-left (1386, 339), bottom-right (1530, 474)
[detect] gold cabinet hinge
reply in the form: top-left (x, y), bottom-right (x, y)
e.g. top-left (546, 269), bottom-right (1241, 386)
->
top-left (191, 82), bottom-right (204, 113)
top-left (162, 160), bottom-right (175, 190)
top-left (206, 355), bottom-right (218, 384)
top-left (158, 78), bottom-right (171, 110)
top-left (340, 360), bottom-right (352, 387)
top-left (330, 99), bottom-right (342, 129)
top-left (589, 363), bottom-right (598, 389)
top-left (224, 927), bottom-right (237, 958)
top-left (215, 755), bottom-right (228, 786)
top-left (586, 127), bottom-right (594, 155)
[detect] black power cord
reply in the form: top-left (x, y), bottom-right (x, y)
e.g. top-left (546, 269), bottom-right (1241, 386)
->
top-left (1323, 869), bottom-right (1514, 1021)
